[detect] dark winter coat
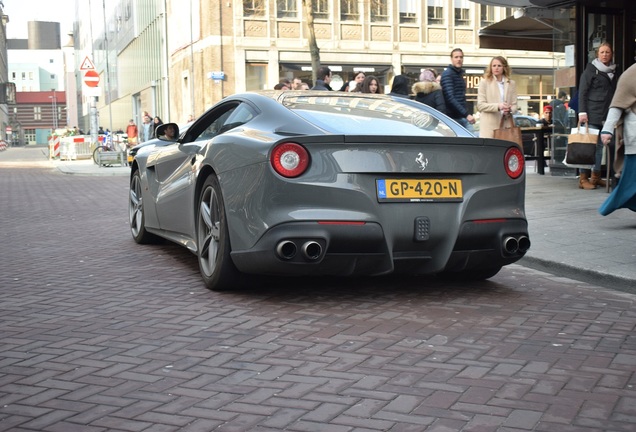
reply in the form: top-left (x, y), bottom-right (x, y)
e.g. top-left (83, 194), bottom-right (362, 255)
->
top-left (440, 65), bottom-right (468, 119)
top-left (578, 63), bottom-right (619, 127)
top-left (412, 81), bottom-right (447, 115)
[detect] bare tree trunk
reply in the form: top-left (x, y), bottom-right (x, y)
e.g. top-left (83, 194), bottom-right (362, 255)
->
top-left (302, 0), bottom-right (320, 86)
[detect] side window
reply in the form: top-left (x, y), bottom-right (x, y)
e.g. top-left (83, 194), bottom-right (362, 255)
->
top-left (193, 103), bottom-right (257, 142)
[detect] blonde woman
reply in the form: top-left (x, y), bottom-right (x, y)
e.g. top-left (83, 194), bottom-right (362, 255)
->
top-left (477, 56), bottom-right (518, 138)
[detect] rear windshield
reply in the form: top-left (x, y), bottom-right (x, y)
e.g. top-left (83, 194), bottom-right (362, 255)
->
top-left (281, 94), bottom-right (457, 137)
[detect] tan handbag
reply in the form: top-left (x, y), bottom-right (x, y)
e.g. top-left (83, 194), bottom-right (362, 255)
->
top-left (565, 122), bottom-right (598, 165)
top-left (493, 114), bottom-right (522, 148)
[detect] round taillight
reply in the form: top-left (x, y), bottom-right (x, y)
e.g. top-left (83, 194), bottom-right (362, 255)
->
top-left (271, 142), bottom-right (309, 178)
top-left (504, 146), bottom-right (524, 179)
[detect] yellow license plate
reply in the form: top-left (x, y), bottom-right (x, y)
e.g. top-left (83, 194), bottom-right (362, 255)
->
top-left (376, 179), bottom-right (463, 202)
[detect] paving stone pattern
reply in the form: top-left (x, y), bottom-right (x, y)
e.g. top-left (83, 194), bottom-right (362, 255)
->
top-left (0, 165), bottom-right (635, 431)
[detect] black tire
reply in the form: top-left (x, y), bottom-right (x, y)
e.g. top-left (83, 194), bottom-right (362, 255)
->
top-left (197, 175), bottom-right (242, 291)
top-left (438, 266), bottom-right (502, 281)
top-left (92, 145), bottom-right (109, 165)
top-left (129, 170), bottom-right (158, 244)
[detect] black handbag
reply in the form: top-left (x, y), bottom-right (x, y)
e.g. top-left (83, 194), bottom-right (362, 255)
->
top-left (565, 122), bottom-right (597, 165)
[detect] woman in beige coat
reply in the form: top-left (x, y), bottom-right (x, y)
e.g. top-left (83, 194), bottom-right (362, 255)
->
top-left (477, 56), bottom-right (518, 138)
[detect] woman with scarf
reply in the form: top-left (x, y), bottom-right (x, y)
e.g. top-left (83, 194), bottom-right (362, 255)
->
top-left (598, 63), bottom-right (636, 215)
top-left (476, 56), bottom-right (518, 138)
top-left (577, 42), bottom-right (619, 189)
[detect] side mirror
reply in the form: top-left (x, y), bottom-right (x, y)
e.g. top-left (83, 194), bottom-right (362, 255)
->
top-left (156, 123), bottom-right (180, 141)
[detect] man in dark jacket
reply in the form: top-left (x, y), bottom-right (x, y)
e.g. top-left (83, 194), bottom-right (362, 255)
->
top-left (440, 48), bottom-right (475, 132)
top-left (311, 66), bottom-right (333, 91)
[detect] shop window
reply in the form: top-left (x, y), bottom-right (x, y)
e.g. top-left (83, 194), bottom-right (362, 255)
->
top-left (454, 0), bottom-right (470, 27)
top-left (340, 0), bottom-right (359, 21)
top-left (427, 0), bottom-right (444, 25)
top-left (399, 0), bottom-right (417, 24)
top-left (480, 5), bottom-right (494, 27)
top-left (243, 0), bottom-right (265, 17)
top-left (277, 0), bottom-right (297, 18)
top-left (313, 0), bottom-right (329, 20)
top-left (370, 0), bottom-right (388, 22)
top-left (246, 63), bottom-right (267, 91)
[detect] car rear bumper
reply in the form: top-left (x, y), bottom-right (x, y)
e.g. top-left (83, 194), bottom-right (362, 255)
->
top-left (230, 219), bottom-right (529, 277)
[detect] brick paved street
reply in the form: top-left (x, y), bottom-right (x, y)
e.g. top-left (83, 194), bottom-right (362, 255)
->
top-left (0, 162), bottom-right (635, 431)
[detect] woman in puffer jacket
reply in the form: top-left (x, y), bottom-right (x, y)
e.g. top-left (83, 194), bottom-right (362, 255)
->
top-left (412, 69), bottom-right (447, 115)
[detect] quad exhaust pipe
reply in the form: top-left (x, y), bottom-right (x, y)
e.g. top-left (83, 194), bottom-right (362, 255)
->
top-left (503, 235), bottom-right (531, 255)
top-left (276, 240), bottom-right (323, 261)
top-left (276, 240), bottom-right (297, 260)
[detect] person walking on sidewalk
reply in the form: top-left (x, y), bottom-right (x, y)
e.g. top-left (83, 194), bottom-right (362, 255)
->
top-left (577, 42), bottom-right (620, 189)
top-left (412, 69), bottom-right (447, 114)
top-left (476, 56), bottom-right (518, 138)
top-left (126, 119), bottom-right (138, 146)
top-left (441, 48), bottom-right (475, 132)
top-left (598, 63), bottom-right (636, 215)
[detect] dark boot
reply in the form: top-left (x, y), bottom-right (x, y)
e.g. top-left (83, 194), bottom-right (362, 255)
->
top-left (579, 173), bottom-right (596, 190)
top-left (591, 171), bottom-right (607, 188)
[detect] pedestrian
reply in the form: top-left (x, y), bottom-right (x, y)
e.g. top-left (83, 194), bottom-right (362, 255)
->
top-left (300, 82), bottom-right (310, 90)
top-left (152, 116), bottom-right (164, 139)
top-left (598, 63), bottom-right (636, 215)
top-left (126, 119), bottom-right (138, 146)
top-left (387, 75), bottom-right (411, 98)
top-left (310, 66), bottom-right (333, 90)
top-left (540, 105), bottom-right (553, 127)
top-left (360, 75), bottom-right (382, 94)
top-left (340, 71), bottom-right (365, 92)
top-left (577, 42), bottom-right (620, 190)
top-left (476, 56), bottom-right (518, 138)
top-left (274, 82), bottom-right (289, 90)
top-left (441, 48), bottom-right (475, 131)
top-left (140, 114), bottom-right (152, 143)
top-left (291, 77), bottom-right (303, 90)
top-left (412, 69), bottom-right (447, 114)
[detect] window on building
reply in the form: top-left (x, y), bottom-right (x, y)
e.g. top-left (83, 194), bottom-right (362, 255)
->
top-left (21, 72), bottom-right (26, 80)
top-left (11, 72), bottom-right (15, 80)
top-left (49, 59), bottom-right (54, 63)
top-left (454, 0), bottom-right (470, 26)
top-left (341, 0), bottom-right (359, 21)
top-left (33, 106), bottom-right (41, 121)
top-left (246, 63), bottom-right (267, 91)
top-left (480, 5), bottom-right (494, 27)
top-left (313, 0), bottom-right (329, 19)
top-left (427, 0), bottom-right (444, 25)
top-left (29, 72), bottom-right (33, 80)
top-left (399, 0), bottom-right (417, 24)
top-left (51, 74), bottom-right (56, 80)
top-left (370, 0), bottom-right (388, 22)
top-left (277, 0), bottom-right (297, 18)
top-left (244, 0), bottom-right (265, 17)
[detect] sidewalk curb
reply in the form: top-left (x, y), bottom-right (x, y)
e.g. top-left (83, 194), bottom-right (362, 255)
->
top-left (519, 255), bottom-right (636, 295)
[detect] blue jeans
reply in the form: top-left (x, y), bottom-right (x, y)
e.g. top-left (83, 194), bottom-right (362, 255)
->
top-left (453, 117), bottom-right (475, 135)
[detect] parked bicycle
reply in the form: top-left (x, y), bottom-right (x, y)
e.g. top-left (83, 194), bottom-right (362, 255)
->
top-left (92, 132), bottom-right (128, 166)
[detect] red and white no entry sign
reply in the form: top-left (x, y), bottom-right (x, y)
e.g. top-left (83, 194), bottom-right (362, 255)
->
top-left (84, 70), bottom-right (100, 87)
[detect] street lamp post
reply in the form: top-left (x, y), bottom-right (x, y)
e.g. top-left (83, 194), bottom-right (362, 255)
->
top-left (49, 92), bottom-right (58, 131)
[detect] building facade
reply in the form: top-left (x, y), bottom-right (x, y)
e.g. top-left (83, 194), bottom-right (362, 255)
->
top-left (72, 0), bottom-right (557, 134)
top-left (6, 21), bottom-right (68, 145)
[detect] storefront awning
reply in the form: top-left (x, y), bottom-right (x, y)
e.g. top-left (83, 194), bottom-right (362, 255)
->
top-left (479, 14), bottom-right (557, 51)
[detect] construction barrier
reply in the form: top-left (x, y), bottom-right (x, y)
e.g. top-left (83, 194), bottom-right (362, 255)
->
top-left (48, 136), bottom-right (60, 159)
top-left (0, 140), bottom-right (7, 151)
